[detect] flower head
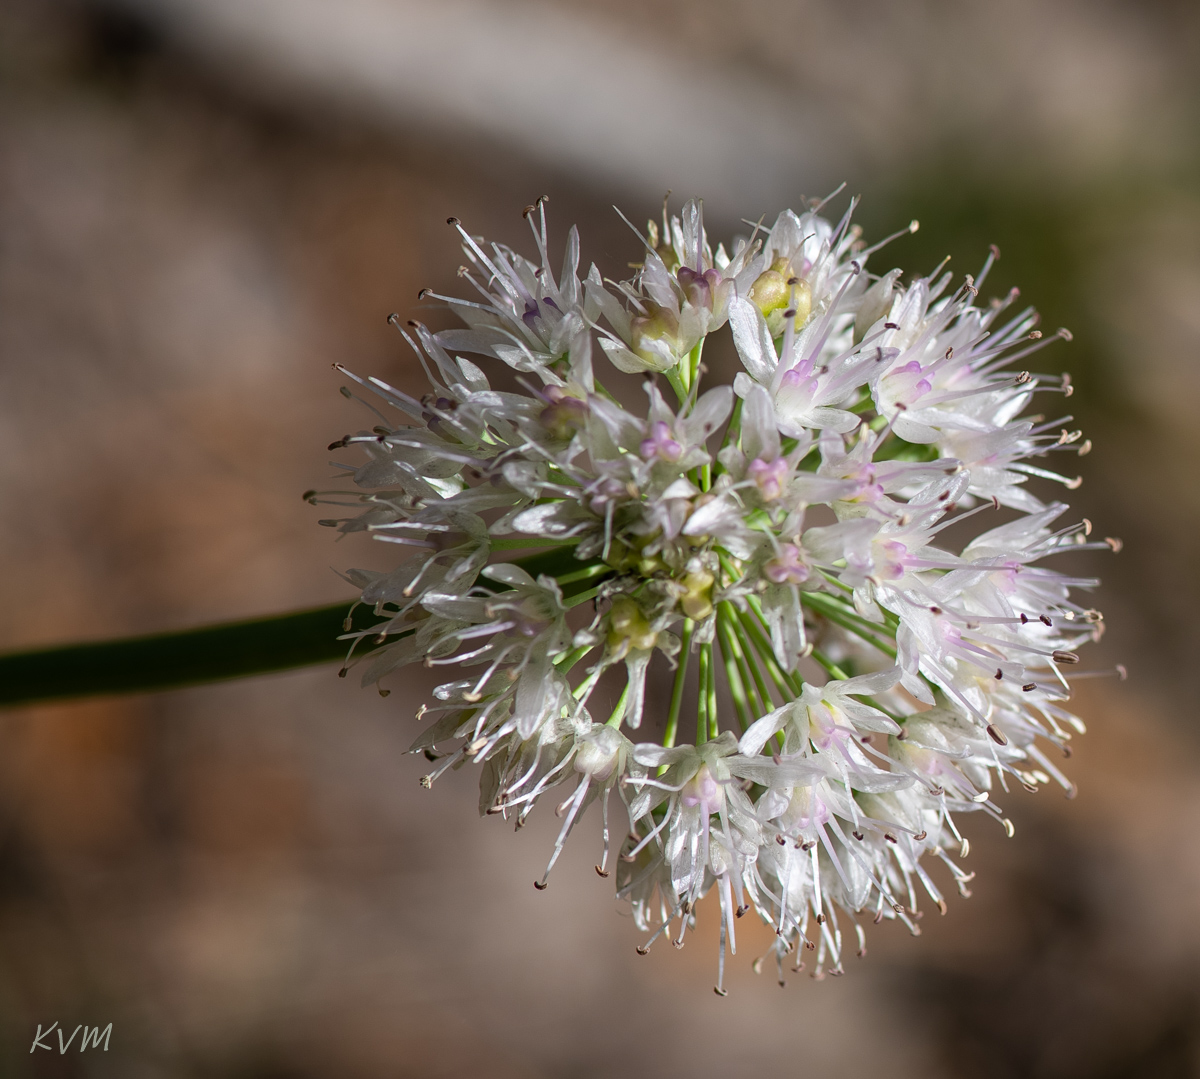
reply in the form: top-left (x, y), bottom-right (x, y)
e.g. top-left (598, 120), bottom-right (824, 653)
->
top-left (315, 193), bottom-right (1114, 994)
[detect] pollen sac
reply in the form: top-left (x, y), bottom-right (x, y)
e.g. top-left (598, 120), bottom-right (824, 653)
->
top-left (606, 596), bottom-right (658, 653)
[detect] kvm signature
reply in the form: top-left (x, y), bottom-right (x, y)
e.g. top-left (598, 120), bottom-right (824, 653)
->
top-left (30, 1022), bottom-right (111, 1054)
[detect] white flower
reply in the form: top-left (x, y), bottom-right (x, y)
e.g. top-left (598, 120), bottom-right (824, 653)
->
top-left (315, 194), bottom-right (1114, 993)
top-left (434, 199), bottom-right (595, 386)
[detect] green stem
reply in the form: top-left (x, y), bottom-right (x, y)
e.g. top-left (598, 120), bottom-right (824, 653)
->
top-left (662, 620), bottom-right (693, 750)
top-left (565, 583), bottom-right (607, 609)
top-left (742, 595), bottom-right (814, 694)
top-left (802, 592), bottom-right (898, 658)
top-left (715, 615), bottom-right (751, 732)
top-left (0, 601), bottom-right (380, 708)
top-left (606, 683), bottom-right (631, 727)
top-left (554, 563), bottom-right (612, 587)
top-left (689, 339), bottom-right (704, 390)
top-left (555, 644), bottom-right (594, 673)
top-left (0, 546), bottom-right (597, 709)
top-left (719, 603), bottom-right (766, 713)
top-left (696, 643), bottom-right (711, 744)
top-left (735, 608), bottom-right (799, 701)
top-left (706, 642), bottom-right (719, 740)
top-left (811, 648), bottom-right (850, 681)
top-left (711, 398), bottom-right (742, 487)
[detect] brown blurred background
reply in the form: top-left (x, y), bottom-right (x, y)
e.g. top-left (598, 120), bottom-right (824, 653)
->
top-left (1, 0), bottom-right (1199, 1075)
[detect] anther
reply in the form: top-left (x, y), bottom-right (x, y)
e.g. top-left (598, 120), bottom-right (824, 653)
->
top-left (533, 880), bottom-right (548, 890)
top-left (595, 865), bottom-right (609, 878)
top-left (1040, 614), bottom-right (1052, 626)
top-left (913, 830), bottom-right (927, 841)
top-left (1053, 650), bottom-right (1080, 664)
top-left (446, 216), bottom-right (460, 225)
top-left (1105, 537), bottom-right (1123, 553)
top-left (1020, 613), bottom-right (1028, 623)
top-left (994, 668), bottom-right (1003, 680)
top-left (884, 833), bottom-right (897, 844)
top-left (884, 322), bottom-right (899, 329)
top-left (853, 831), bottom-right (864, 840)
top-left (417, 287), bottom-right (431, 299)
top-left (1022, 683), bottom-right (1037, 692)
top-left (986, 723), bottom-right (1009, 746)
top-left (714, 986), bottom-right (728, 997)
top-left (816, 913), bottom-right (825, 924)
top-left (338, 668), bottom-right (348, 679)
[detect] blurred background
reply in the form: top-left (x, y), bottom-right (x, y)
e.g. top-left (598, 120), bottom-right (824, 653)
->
top-left (1, 0), bottom-right (1199, 1074)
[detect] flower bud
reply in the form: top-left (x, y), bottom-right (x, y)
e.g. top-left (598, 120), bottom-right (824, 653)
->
top-left (539, 386), bottom-right (588, 440)
top-left (750, 257), bottom-right (812, 336)
top-left (680, 567), bottom-right (715, 620)
top-left (681, 763), bottom-right (724, 814)
top-left (748, 456), bottom-right (790, 502)
top-left (607, 596), bottom-right (658, 652)
top-left (574, 726), bottom-right (624, 781)
top-left (630, 304), bottom-right (682, 366)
